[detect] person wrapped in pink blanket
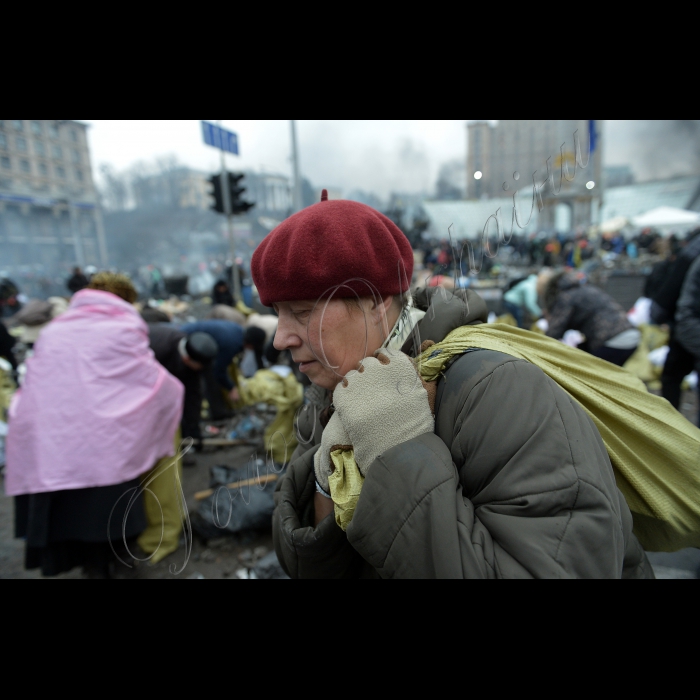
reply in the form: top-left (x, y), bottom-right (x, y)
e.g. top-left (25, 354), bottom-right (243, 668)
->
top-left (5, 273), bottom-right (184, 577)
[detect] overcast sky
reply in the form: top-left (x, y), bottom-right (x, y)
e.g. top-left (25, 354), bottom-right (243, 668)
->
top-left (82, 120), bottom-right (469, 198)
top-left (81, 120), bottom-right (699, 198)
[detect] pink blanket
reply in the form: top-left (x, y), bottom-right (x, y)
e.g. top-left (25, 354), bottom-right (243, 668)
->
top-left (5, 290), bottom-right (184, 496)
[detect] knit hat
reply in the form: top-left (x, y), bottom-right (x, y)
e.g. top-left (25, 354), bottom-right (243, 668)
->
top-left (251, 191), bottom-right (414, 307)
top-left (184, 332), bottom-right (219, 364)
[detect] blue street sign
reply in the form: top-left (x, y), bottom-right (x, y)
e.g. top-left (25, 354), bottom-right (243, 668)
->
top-left (201, 121), bottom-right (239, 156)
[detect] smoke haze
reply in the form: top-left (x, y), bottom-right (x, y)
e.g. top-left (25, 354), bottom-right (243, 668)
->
top-left (605, 120), bottom-right (700, 181)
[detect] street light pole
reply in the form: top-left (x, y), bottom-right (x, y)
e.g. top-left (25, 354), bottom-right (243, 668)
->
top-left (291, 120), bottom-right (302, 213)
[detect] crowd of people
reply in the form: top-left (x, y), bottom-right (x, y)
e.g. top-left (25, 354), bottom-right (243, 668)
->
top-left (2, 196), bottom-right (700, 578)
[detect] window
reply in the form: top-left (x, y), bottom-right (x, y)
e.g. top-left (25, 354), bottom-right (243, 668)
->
top-left (12, 120), bottom-right (24, 131)
top-left (20, 159), bottom-right (31, 173)
top-left (34, 140), bottom-right (45, 157)
top-left (70, 130), bottom-right (78, 142)
top-left (31, 121), bottom-right (42, 135)
top-left (16, 136), bottom-right (27, 152)
top-left (49, 124), bottom-right (59, 139)
top-left (52, 145), bottom-right (63, 159)
top-left (72, 149), bottom-right (81, 163)
top-left (0, 133), bottom-right (6, 149)
top-left (75, 169), bottom-right (84, 181)
top-left (56, 166), bottom-right (66, 179)
top-left (39, 162), bottom-right (48, 176)
top-left (1, 156), bottom-right (10, 169)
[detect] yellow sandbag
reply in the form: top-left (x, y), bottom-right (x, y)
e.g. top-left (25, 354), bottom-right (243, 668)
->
top-left (417, 324), bottom-right (700, 552)
top-left (237, 369), bottom-right (304, 465)
top-left (235, 300), bottom-right (255, 318)
top-left (137, 431), bottom-right (185, 564)
top-left (496, 313), bottom-right (517, 327)
top-left (623, 324), bottom-right (669, 388)
top-left (0, 365), bottom-right (15, 424)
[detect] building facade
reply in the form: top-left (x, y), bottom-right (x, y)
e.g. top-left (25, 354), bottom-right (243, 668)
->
top-left (467, 120), bottom-right (604, 230)
top-left (0, 120), bottom-right (107, 291)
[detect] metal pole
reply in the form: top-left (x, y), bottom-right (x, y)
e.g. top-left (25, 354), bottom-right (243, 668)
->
top-left (94, 206), bottom-right (109, 268)
top-left (595, 120), bottom-right (604, 226)
top-left (68, 201), bottom-right (85, 268)
top-left (218, 121), bottom-right (241, 304)
top-left (291, 120), bottom-right (302, 212)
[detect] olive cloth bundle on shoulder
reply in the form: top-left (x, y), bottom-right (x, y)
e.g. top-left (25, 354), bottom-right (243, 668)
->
top-left (315, 318), bottom-right (700, 553)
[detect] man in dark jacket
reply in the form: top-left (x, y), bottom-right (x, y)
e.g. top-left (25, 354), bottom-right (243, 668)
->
top-left (543, 272), bottom-right (639, 366)
top-left (67, 267), bottom-right (89, 295)
top-left (148, 325), bottom-right (218, 462)
top-left (180, 320), bottom-right (245, 420)
top-left (651, 230), bottom-right (700, 409)
top-left (675, 255), bottom-right (700, 426)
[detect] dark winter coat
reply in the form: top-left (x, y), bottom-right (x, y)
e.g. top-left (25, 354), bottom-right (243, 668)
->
top-left (0, 321), bottom-right (17, 370)
top-left (148, 324), bottom-right (202, 444)
top-left (675, 255), bottom-right (700, 364)
top-left (651, 232), bottom-right (700, 325)
top-left (272, 288), bottom-right (652, 579)
top-left (180, 320), bottom-right (244, 391)
top-left (544, 273), bottom-right (633, 352)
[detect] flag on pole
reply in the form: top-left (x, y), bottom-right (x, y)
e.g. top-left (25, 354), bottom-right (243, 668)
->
top-left (589, 120), bottom-right (597, 153)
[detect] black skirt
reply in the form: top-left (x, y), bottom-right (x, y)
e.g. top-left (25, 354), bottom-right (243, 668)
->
top-left (15, 479), bottom-right (146, 577)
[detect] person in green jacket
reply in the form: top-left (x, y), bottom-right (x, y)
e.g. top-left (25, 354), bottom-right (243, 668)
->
top-left (250, 192), bottom-right (653, 579)
top-left (502, 274), bottom-right (542, 328)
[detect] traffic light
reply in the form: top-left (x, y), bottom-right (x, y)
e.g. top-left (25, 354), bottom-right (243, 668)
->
top-left (228, 172), bottom-right (255, 215)
top-left (208, 174), bottom-right (225, 214)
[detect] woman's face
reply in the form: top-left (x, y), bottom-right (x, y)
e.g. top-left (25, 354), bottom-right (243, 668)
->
top-left (273, 296), bottom-right (398, 391)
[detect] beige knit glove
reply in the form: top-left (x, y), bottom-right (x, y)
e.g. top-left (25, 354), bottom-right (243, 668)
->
top-left (314, 412), bottom-right (352, 494)
top-left (333, 349), bottom-right (435, 476)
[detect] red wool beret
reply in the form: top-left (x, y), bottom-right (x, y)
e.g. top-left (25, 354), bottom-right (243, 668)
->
top-left (251, 191), bottom-right (414, 307)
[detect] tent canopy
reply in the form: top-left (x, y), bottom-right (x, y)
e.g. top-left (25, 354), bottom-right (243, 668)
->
top-left (632, 206), bottom-right (700, 229)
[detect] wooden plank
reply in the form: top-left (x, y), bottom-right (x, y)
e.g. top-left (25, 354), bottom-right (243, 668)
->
top-left (194, 473), bottom-right (279, 502)
top-left (201, 438), bottom-right (258, 447)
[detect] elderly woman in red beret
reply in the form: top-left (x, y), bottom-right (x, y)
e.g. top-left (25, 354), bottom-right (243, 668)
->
top-left (252, 192), bottom-right (652, 579)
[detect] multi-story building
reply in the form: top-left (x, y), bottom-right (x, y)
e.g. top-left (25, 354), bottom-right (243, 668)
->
top-left (466, 120), bottom-right (604, 229)
top-left (0, 120), bottom-right (107, 289)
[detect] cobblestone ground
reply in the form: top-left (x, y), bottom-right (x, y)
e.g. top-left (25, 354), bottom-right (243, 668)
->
top-left (2, 389), bottom-right (699, 580)
top-left (0, 442), bottom-right (273, 580)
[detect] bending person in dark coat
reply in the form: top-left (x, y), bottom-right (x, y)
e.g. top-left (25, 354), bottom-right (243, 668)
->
top-left (542, 272), bottom-right (639, 366)
top-left (180, 320), bottom-right (245, 420)
top-left (149, 325), bottom-right (218, 460)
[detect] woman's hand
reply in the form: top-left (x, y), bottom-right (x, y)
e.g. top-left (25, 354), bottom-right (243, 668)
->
top-left (333, 349), bottom-right (435, 476)
top-left (313, 412), bottom-right (351, 494)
